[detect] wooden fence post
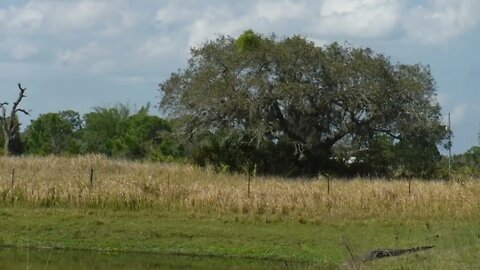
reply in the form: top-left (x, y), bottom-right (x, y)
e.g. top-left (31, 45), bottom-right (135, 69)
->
top-left (11, 169), bottom-right (15, 188)
top-left (89, 167), bottom-right (94, 188)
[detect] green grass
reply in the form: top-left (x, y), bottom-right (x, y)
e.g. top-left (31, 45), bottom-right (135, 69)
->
top-left (0, 247), bottom-right (290, 270)
top-left (0, 207), bottom-right (479, 269)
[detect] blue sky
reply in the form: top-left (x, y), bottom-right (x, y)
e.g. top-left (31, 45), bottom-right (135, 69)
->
top-left (0, 0), bottom-right (479, 154)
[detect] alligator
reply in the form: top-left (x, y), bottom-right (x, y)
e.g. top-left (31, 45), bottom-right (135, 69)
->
top-left (342, 245), bottom-right (434, 269)
top-left (359, 245), bottom-right (434, 262)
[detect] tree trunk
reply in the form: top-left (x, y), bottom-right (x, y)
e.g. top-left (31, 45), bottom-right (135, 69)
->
top-left (0, 83), bottom-right (29, 156)
top-left (2, 122), bottom-right (24, 156)
top-left (2, 129), bottom-right (8, 155)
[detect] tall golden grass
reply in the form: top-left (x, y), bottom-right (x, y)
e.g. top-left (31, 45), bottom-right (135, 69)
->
top-left (0, 155), bottom-right (478, 222)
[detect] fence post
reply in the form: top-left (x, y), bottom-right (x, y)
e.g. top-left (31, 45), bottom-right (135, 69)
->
top-left (89, 167), bottom-right (94, 188)
top-left (11, 169), bottom-right (15, 188)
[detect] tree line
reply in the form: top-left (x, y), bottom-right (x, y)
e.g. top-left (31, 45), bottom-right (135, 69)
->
top-left (0, 103), bottom-right (181, 161)
top-left (1, 31), bottom-right (478, 179)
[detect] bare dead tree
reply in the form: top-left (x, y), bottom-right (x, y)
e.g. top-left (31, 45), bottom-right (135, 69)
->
top-left (0, 83), bottom-right (30, 155)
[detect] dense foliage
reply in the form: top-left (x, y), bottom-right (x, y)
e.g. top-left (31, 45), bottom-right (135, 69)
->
top-left (21, 105), bottom-right (181, 161)
top-left (25, 110), bottom-right (82, 155)
top-left (159, 31), bottom-right (449, 177)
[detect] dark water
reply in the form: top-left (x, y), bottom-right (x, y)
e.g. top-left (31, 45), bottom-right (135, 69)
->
top-left (0, 248), bottom-right (307, 270)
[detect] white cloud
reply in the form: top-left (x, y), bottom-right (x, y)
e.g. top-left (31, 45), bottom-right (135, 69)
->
top-left (11, 44), bottom-right (38, 60)
top-left (155, 2), bottom-right (196, 24)
top-left (55, 1), bottom-right (110, 29)
top-left (450, 103), bottom-right (469, 124)
top-left (154, 1), bottom-right (305, 48)
top-left (1, 0), bottom-right (136, 35)
top-left (254, 0), bottom-right (306, 22)
top-left (0, 9), bottom-right (5, 22)
top-left (59, 43), bottom-right (106, 65)
top-left (58, 42), bottom-right (115, 74)
top-left (137, 37), bottom-right (180, 58)
top-left (113, 75), bottom-right (147, 85)
top-left (3, 6), bottom-right (43, 29)
top-left (437, 92), bottom-right (447, 107)
top-left (187, 6), bottom-right (254, 47)
top-left (403, 0), bottom-right (480, 44)
top-left (33, 1), bottom-right (112, 31)
top-left (90, 60), bottom-right (115, 75)
top-left (308, 37), bottom-right (329, 47)
top-left (152, 0), bottom-right (406, 46)
top-left (315, 0), bottom-right (401, 39)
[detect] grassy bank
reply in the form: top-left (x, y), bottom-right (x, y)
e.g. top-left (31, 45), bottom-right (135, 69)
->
top-left (1, 207), bottom-right (479, 269)
top-left (0, 156), bottom-right (479, 268)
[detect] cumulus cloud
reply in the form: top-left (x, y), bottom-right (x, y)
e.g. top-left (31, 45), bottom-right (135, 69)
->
top-left (153, 0), bottom-right (404, 47)
top-left (254, 0), bottom-right (306, 22)
top-left (113, 75), bottom-right (147, 85)
top-left (403, 0), bottom-right (480, 44)
top-left (154, 2), bottom-right (197, 24)
top-left (89, 60), bottom-right (116, 75)
top-left (0, 0), bottom-right (478, 79)
top-left (59, 43), bottom-right (106, 65)
top-left (187, 7), bottom-right (254, 47)
top-left (315, 0), bottom-right (402, 39)
top-left (137, 37), bottom-right (181, 59)
top-left (58, 42), bottom-right (115, 74)
top-left (11, 44), bottom-right (38, 60)
top-left (50, 1), bottom-right (111, 30)
top-left (151, 0), bottom-right (480, 48)
top-left (450, 103), bottom-right (469, 124)
top-left (156, 2), bottom-right (255, 48)
top-left (0, 0), bottom-right (137, 36)
top-left (7, 7), bottom-right (43, 29)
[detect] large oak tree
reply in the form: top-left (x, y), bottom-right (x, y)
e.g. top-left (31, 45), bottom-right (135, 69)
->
top-left (159, 31), bottom-right (448, 176)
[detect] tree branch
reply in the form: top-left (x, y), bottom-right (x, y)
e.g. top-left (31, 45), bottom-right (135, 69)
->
top-left (323, 130), bottom-right (348, 148)
top-left (16, 109), bottom-right (30, 115)
top-left (11, 83), bottom-right (30, 118)
top-left (270, 101), bottom-right (306, 144)
top-left (375, 129), bottom-right (401, 140)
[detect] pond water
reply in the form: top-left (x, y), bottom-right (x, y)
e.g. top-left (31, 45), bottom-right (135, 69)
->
top-left (0, 248), bottom-right (308, 270)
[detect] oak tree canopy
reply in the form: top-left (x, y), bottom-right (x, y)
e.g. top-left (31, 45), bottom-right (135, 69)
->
top-left (159, 31), bottom-right (448, 177)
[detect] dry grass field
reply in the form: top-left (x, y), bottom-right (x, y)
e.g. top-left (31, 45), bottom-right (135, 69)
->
top-left (1, 155), bottom-right (478, 222)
